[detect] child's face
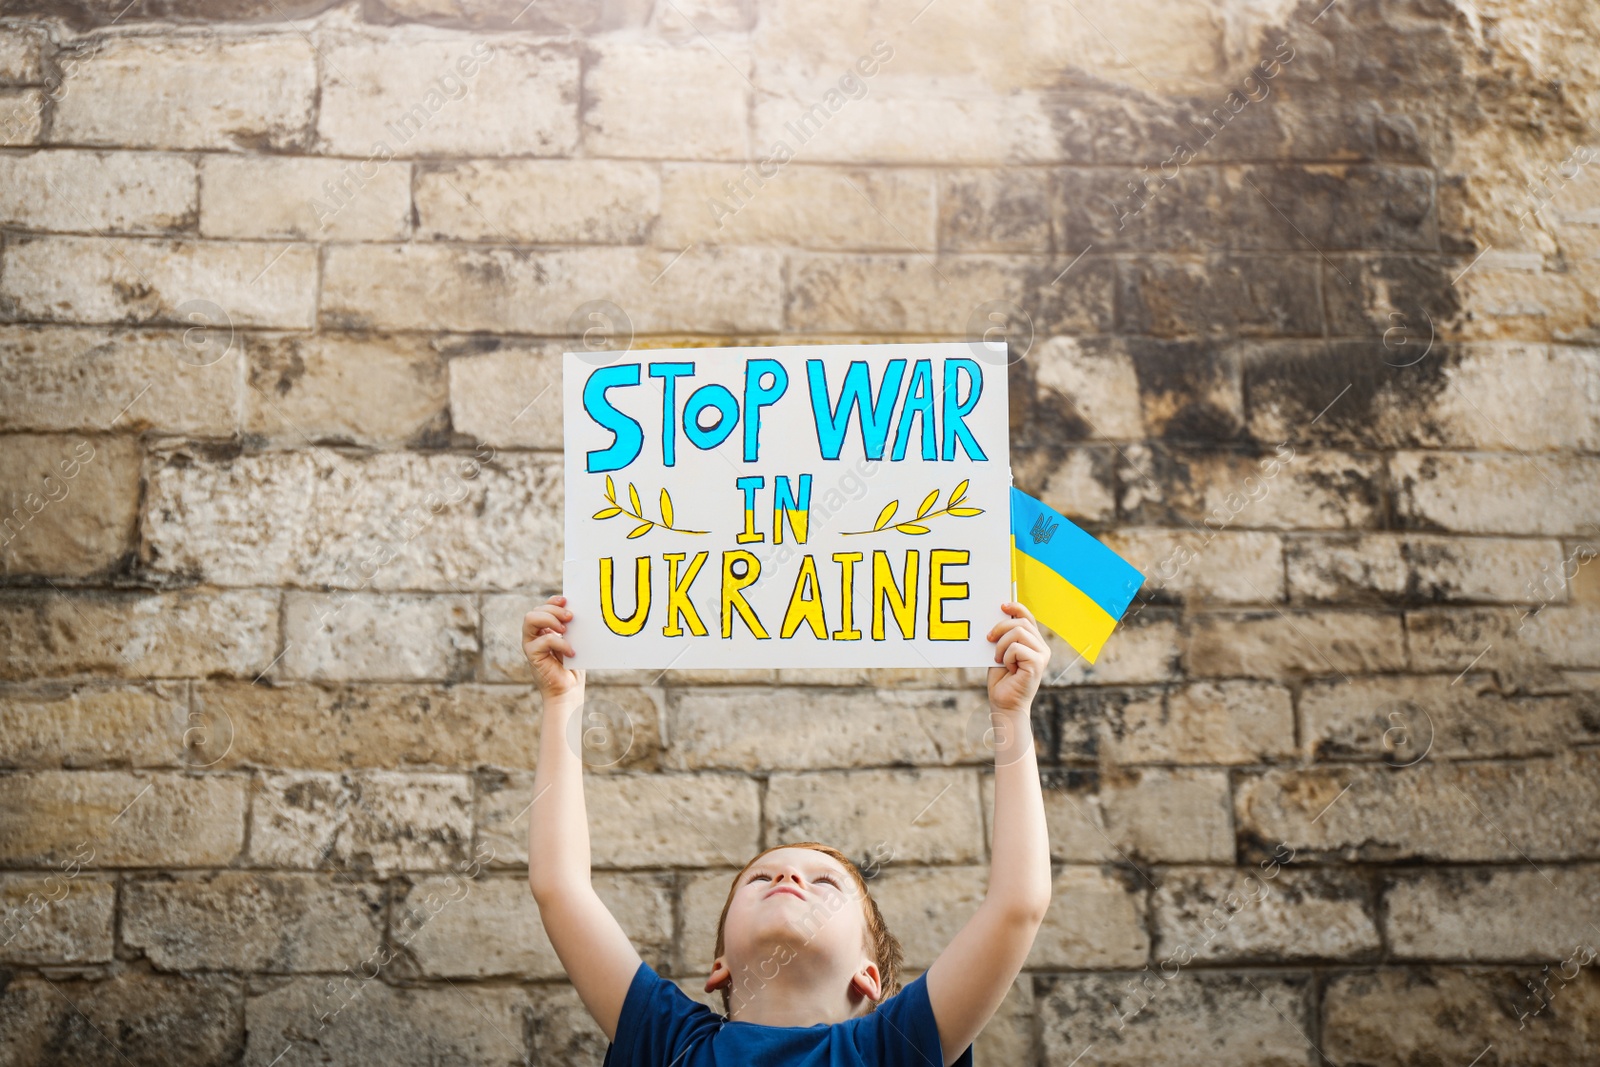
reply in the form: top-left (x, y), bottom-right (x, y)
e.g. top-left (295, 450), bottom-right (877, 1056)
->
top-left (715, 847), bottom-right (876, 1003)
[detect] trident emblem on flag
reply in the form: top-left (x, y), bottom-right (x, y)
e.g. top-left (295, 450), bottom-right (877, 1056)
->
top-left (1029, 512), bottom-right (1059, 545)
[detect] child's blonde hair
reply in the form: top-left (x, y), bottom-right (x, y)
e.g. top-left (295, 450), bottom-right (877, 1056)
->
top-left (711, 841), bottom-right (904, 1017)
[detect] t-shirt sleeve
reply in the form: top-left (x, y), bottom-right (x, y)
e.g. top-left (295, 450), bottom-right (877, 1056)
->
top-left (601, 960), bottom-right (715, 1067)
top-left (852, 973), bottom-right (975, 1067)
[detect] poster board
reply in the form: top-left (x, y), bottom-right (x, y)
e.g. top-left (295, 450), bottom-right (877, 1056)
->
top-left (561, 342), bottom-right (1011, 669)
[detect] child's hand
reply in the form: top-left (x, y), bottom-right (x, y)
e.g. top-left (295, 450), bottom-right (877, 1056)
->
top-left (986, 602), bottom-right (1049, 716)
top-left (523, 595), bottom-right (584, 701)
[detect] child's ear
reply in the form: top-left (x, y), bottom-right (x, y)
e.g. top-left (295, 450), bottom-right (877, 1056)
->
top-left (849, 961), bottom-right (882, 1003)
top-left (705, 957), bottom-right (731, 994)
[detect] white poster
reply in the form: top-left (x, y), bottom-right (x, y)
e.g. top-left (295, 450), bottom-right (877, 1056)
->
top-left (562, 342), bottom-right (1011, 669)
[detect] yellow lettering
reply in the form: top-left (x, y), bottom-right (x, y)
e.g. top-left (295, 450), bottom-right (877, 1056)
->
top-left (721, 550), bottom-right (769, 639)
top-left (780, 554), bottom-right (827, 639)
top-left (871, 549), bottom-right (918, 640)
top-left (599, 556), bottom-right (650, 636)
top-left (662, 551), bottom-right (709, 637)
top-left (928, 549), bottom-right (970, 641)
top-left (831, 552), bottom-right (863, 641)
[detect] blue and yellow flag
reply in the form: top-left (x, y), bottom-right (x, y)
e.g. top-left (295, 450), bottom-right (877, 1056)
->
top-left (1009, 487), bottom-right (1143, 664)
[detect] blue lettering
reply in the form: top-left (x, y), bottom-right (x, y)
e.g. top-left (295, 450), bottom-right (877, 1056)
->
top-left (742, 359), bottom-right (789, 463)
top-left (649, 361), bottom-right (695, 467)
top-left (808, 359), bottom-right (906, 461)
top-left (890, 359), bottom-right (936, 461)
top-left (941, 359), bottom-right (986, 461)
top-left (583, 363), bottom-right (644, 473)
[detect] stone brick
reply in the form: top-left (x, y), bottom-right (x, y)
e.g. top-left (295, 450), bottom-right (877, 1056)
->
top-left (1069, 681), bottom-right (1293, 765)
top-left (1043, 609), bottom-right (1182, 686)
top-left (123, 871), bottom-right (384, 971)
top-left (1122, 447), bottom-right (1382, 531)
top-left (318, 36), bottom-right (577, 157)
top-left (0, 681), bottom-right (188, 769)
top-left (1287, 533), bottom-right (1564, 604)
top-left (397, 872), bottom-right (672, 978)
top-left (145, 448), bottom-right (562, 592)
top-left (199, 154), bottom-right (410, 241)
top-left (0, 149), bottom-right (196, 233)
top-left (281, 593), bottom-right (479, 682)
top-left (765, 768), bottom-right (984, 865)
top-left (786, 252), bottom-right (1116, 335)
top-left (1392, 451), bottom-right (1600, 536)
top-left (652, 0), bottom-right (753, 35)
top-left (1023, 336), bottom-right (1145, 440)
top-left (1117, 254), bottom-right (1323, 339)
top-left (584, 39), bottom-right (750, 160)
top-left (975, 977), bottom-right (1035, 1067)
top-left (50, 35), bottom-right (315, 150)
top-left (0, 234), bottom-right (318, 328)
top-left (1221, 163), bottom-right (1437, 251)
top-left (1384, 866), bottom-right (1600, 961)
top-left (0, 433), bottom-right (139, 577)
top-left (1008, 766), bottom-right (1233, 864)
top-left (322, 243), bottom-right (784, 334)
top-left (771, 666), bottom-right (987, 688)
top-left (195, 681), bottom-right (655, 772)
top-left (368, 0), bottom-right (611, 32)
top-left (1183, 609), bottom-right (1407, 678)
top-left (1037, 971), bottom-right (1313, 1067)
top-left (0, 588), bottom-right (278, 681)
top-left (250, 770), bottom-right (473, 872)
top-left (1013, 444), bottom-right (1117, 525)
top-left (1405, 605), bottom-right (1600, 673)
top-left (0, 88), bottom-right (43, 145)
top-left (938, 169), bottom-right (1053, 253)
top-left (526, 982), bottom-right (610, 1067)
top-left (477, 771), bottom-right (760, 869)
top-left (1053, 164), bottom-right (1229, 253)
top-left (242, 979), bottom-right (529, 1067)
top-left (1301, 674), bottom-right (1595, 761)
top-left (0, 873), bottom-right (114, 965)
top-left (0, 325), bottom-right (241, 435)
top-left (677, 867), bottom-right (740, 973)
top-left (659, 164), bottom-right (935, 251)
top-left (1322, 968), bottom-right (1600, 1065)
top-left (0, 27), bottom-right (44, 83)
top-left (417, 159), bottom-right (658, 244)
top-left (1153, 866), bottom-right (1380, 963)
top-left (1123, 338), bottom-right (1246, 442)
top-left (1029, 865), bottom-right (1150, 969)
top-left (0, 974), bottom-right (242, 1067)
top-left (481, 593), bottom-right (544, 683)
top-left (0, 770), bottom-right (247, 867)
top-left (1247, 342), bottom-right (1600, 453)
top-left (662, 687), bottom-right (985, 771)
top-left (1234, 752), bottom-right (1600, 863)
top-left (752, 84), bottom-right (1056, 166)
top-left (867, 865), bottom-right (987, 970)
top-left (243, 333), bottom-right (448, 447)
top-left (447, 343), bottom-right (564, 449)
top-left (1102, 528), bottom-right (1284, 605)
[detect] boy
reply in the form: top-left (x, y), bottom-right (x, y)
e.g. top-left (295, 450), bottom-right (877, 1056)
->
top-left (523, 595), bottom-right (1052, 1066)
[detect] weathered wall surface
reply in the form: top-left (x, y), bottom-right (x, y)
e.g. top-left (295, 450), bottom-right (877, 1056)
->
top-left (1, 0), bottom-right (1598, 1063)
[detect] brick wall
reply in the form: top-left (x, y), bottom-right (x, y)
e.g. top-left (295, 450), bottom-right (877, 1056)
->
top-left (1, 0), bottom-right (1598, 1063)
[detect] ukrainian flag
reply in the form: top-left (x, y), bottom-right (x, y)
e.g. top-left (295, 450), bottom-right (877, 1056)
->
top-left (1010, 487), bottom-right (1143, 664)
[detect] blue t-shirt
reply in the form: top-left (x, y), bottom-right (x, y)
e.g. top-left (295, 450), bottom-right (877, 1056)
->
top-left (601, 961), bottom-right (974, 1067)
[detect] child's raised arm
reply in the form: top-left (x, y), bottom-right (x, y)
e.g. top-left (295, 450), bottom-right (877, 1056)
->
top-left (923, 602), bottom-right (1054, 1066)
top-left (524, 595), bottom-right (642, 1041)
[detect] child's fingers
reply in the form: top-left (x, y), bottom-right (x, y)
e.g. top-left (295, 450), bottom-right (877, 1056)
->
top-left (1003, 601), bottom-right (1036, 622)
top-left (986, 615), bottom-right (1029, 642)
top-left (523, 610), bottom-right (568, 640)
top-left (526, 632), bottom-right (575, 659)
top-left (996, 626), bottom-right (1049, 667)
